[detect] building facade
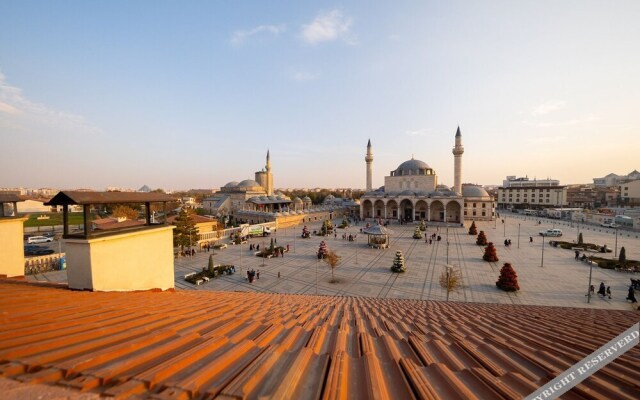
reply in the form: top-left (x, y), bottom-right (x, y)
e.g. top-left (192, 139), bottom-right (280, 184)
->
top-left (620, 180), bottom-right (640, 206)
top-left (497, 185), bottom-right (568, 209)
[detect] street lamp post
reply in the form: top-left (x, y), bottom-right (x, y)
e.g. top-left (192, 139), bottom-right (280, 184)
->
top-left (446, 225), bottom-right (450, 264)
top-left (587, 259), bottom-right (593, 303)
top-left (316, 257), bottom-right (319, 295)
top-left (614, 227), bottom-right (618, 258)
top-left (262, 238), bottom-right (265, 267)
top-left (518, 223), bottom-right (520, 249)
top-left (503, 218), bottom-right (506, 237)
top-left (355, 235), bottom-right (358, 264)
top-left (540, 234), bottom-right (545, 267)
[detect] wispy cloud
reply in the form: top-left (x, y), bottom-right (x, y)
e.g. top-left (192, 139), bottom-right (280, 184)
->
top-left (531, 100), bottom-right (566, 116)
top-left (0, 71), bottom-right (100, 136)
top-left (301, 10), bottom-right (355, 45)
top-left (527, 135), bottom-right (567, 144)
top-left (231, 24), bottom-right (286, 46)
top-left (292, 71), bottom-right (319, 82)
top-left (537, 115), bottom-right (599, 128)
top-left (405, 128), bottom-right (431, 136)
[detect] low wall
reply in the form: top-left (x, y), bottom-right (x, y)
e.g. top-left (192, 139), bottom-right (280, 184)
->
top-left (65, 226), bottom-right (175, 291)
top-left (25, 253), bottom-right (66, 275)
top-left (0, 217), bottom-right (27, 277)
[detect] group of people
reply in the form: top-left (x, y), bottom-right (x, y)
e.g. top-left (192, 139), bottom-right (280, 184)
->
top-left (342, 233), bottom-right (358, 241)
top-left (249, 244), bottom-right (260, 251)
top-left (246, 269), bottom-right (260, 283)
top-left (179, 248), bottom-right (196, 257)
top-left (423, 233), bottom-right (441, 245)
top-left (504, 239), bottom-right (512, 247)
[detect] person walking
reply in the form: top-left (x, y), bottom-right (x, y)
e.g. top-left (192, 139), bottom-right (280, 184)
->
top-left (627, 286), bottom-right (638, 303)
top-left (606, 286), bottom-right (612, 299)
top-left (575, 250), bottom-right (580, 260)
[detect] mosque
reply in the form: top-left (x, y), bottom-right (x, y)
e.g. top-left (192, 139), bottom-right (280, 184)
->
top-left (203, 151), bottom-right (293, 217)
top-left (203, 151), bottom-right (349, 227)
top-left (360, 127), bottom-right (494, 225)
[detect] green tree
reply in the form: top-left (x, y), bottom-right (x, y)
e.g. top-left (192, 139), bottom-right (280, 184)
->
top-left (173, 209), bottom-right (197, 251)
top-left (208, 254), bottom-right (215, 273)
top-left (391, 250), bottom-right (406, 273)
top-left (578, 232), bottom-right (584, 245)
top-left (619, 246), bottom-right (626, 264)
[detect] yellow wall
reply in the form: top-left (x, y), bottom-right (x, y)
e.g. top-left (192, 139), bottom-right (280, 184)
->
top-left (0, 217), bottom-right (27, 277)
top-left (65, 226), bottom-right (175, 291)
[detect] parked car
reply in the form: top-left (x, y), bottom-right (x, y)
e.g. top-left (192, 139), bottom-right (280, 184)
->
top-left (27, 235), bottom-right (53, 244)
top-left (24, 245), bottom-right (55, 256)
top-left (41, 232), bottom-right (56, 238)
top-left (539, 229), bottom-right (563, 237)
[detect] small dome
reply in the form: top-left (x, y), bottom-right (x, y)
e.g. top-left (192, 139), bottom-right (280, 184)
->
top-left (303, 196), bottom-right (312, 202)
top-left (238, 179), bottom-right (261, 187)
top-left (326, 194), bottom-right (335, 200)
top-left (294, 197), bottom-right (303, 203)
top-left (462, 185), bottom-right (490, 198)
top-left (224, 181), bottom-right (239, 188)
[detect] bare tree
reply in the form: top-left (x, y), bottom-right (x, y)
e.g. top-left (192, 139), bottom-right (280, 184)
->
top-left (324, 249), bottom-right (341, 283)
top-left (439, 265), bottom-right (462, 301)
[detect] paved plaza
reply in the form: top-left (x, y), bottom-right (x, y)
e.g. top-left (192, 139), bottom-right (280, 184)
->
top-left (31, 214), bottom-right (640, 310)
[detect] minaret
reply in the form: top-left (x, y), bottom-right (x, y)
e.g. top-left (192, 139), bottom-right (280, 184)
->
top-left (452, 126), bottom-right (464, 194)
top-left (365, 139), bottom-right (373, 191)
top-left (265, 150), bottom-right (273, 195)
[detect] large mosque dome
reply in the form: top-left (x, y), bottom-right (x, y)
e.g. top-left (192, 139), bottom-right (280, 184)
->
top-left (392, 158), bottom-right (434, 176)
top-left (237, 179), bottom-right (262, 188)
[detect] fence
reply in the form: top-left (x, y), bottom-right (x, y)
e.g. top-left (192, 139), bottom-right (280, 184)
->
top-left (25, 253), bottom-right (66, 275)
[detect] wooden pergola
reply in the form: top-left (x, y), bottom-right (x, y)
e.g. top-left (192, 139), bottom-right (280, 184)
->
top-left (0, 194), bottom-right (21, 218)
top-left (45, 191), bottom-right (175, 239)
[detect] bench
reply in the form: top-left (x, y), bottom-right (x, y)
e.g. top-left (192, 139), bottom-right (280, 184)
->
top-left (184, 272), bottom-right (196, 279)
top-left (195, 279), bottom-right (204, 285)
top-left (203, 276), bottom-right (210, 282)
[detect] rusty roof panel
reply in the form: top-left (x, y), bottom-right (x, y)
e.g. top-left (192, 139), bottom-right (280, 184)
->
top-left (0, 280), bottom-right (639, 399)
top-left (44, 190), bottom-right (175, 205)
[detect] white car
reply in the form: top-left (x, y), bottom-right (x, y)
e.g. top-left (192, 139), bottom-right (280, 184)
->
top-left (539, 229), bottom-right (562, 237)
top-left (27, 235), bottom-right (54, 244)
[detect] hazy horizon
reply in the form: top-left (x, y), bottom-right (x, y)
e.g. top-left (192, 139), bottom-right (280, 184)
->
top-left (2, 1), bottom-right (639, 191)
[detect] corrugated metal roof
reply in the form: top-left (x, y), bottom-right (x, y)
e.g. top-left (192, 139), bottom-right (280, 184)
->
top-left (44, 191), bottom-right (176, 206)
top-left (0, 280), bottom-right (638, 399)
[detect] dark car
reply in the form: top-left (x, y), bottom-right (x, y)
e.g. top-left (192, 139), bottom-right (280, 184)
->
top-left (24, 245), bottom-right (55, 256)
top-left (42, 232), bottom-right (56, 238)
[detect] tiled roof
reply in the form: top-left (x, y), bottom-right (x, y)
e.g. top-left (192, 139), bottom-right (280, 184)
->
top-left (0, 280), bottom-right (638, 399)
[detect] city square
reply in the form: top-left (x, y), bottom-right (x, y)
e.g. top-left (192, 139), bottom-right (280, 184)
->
top-left (30, 214), bottom-right (639, 311)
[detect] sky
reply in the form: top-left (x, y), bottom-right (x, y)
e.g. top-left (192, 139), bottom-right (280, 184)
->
top-left (1, 0), bottom-right (639, 191)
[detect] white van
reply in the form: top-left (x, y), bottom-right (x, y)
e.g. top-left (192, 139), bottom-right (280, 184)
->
top-left (27, 235), bottom-right (53, 244)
